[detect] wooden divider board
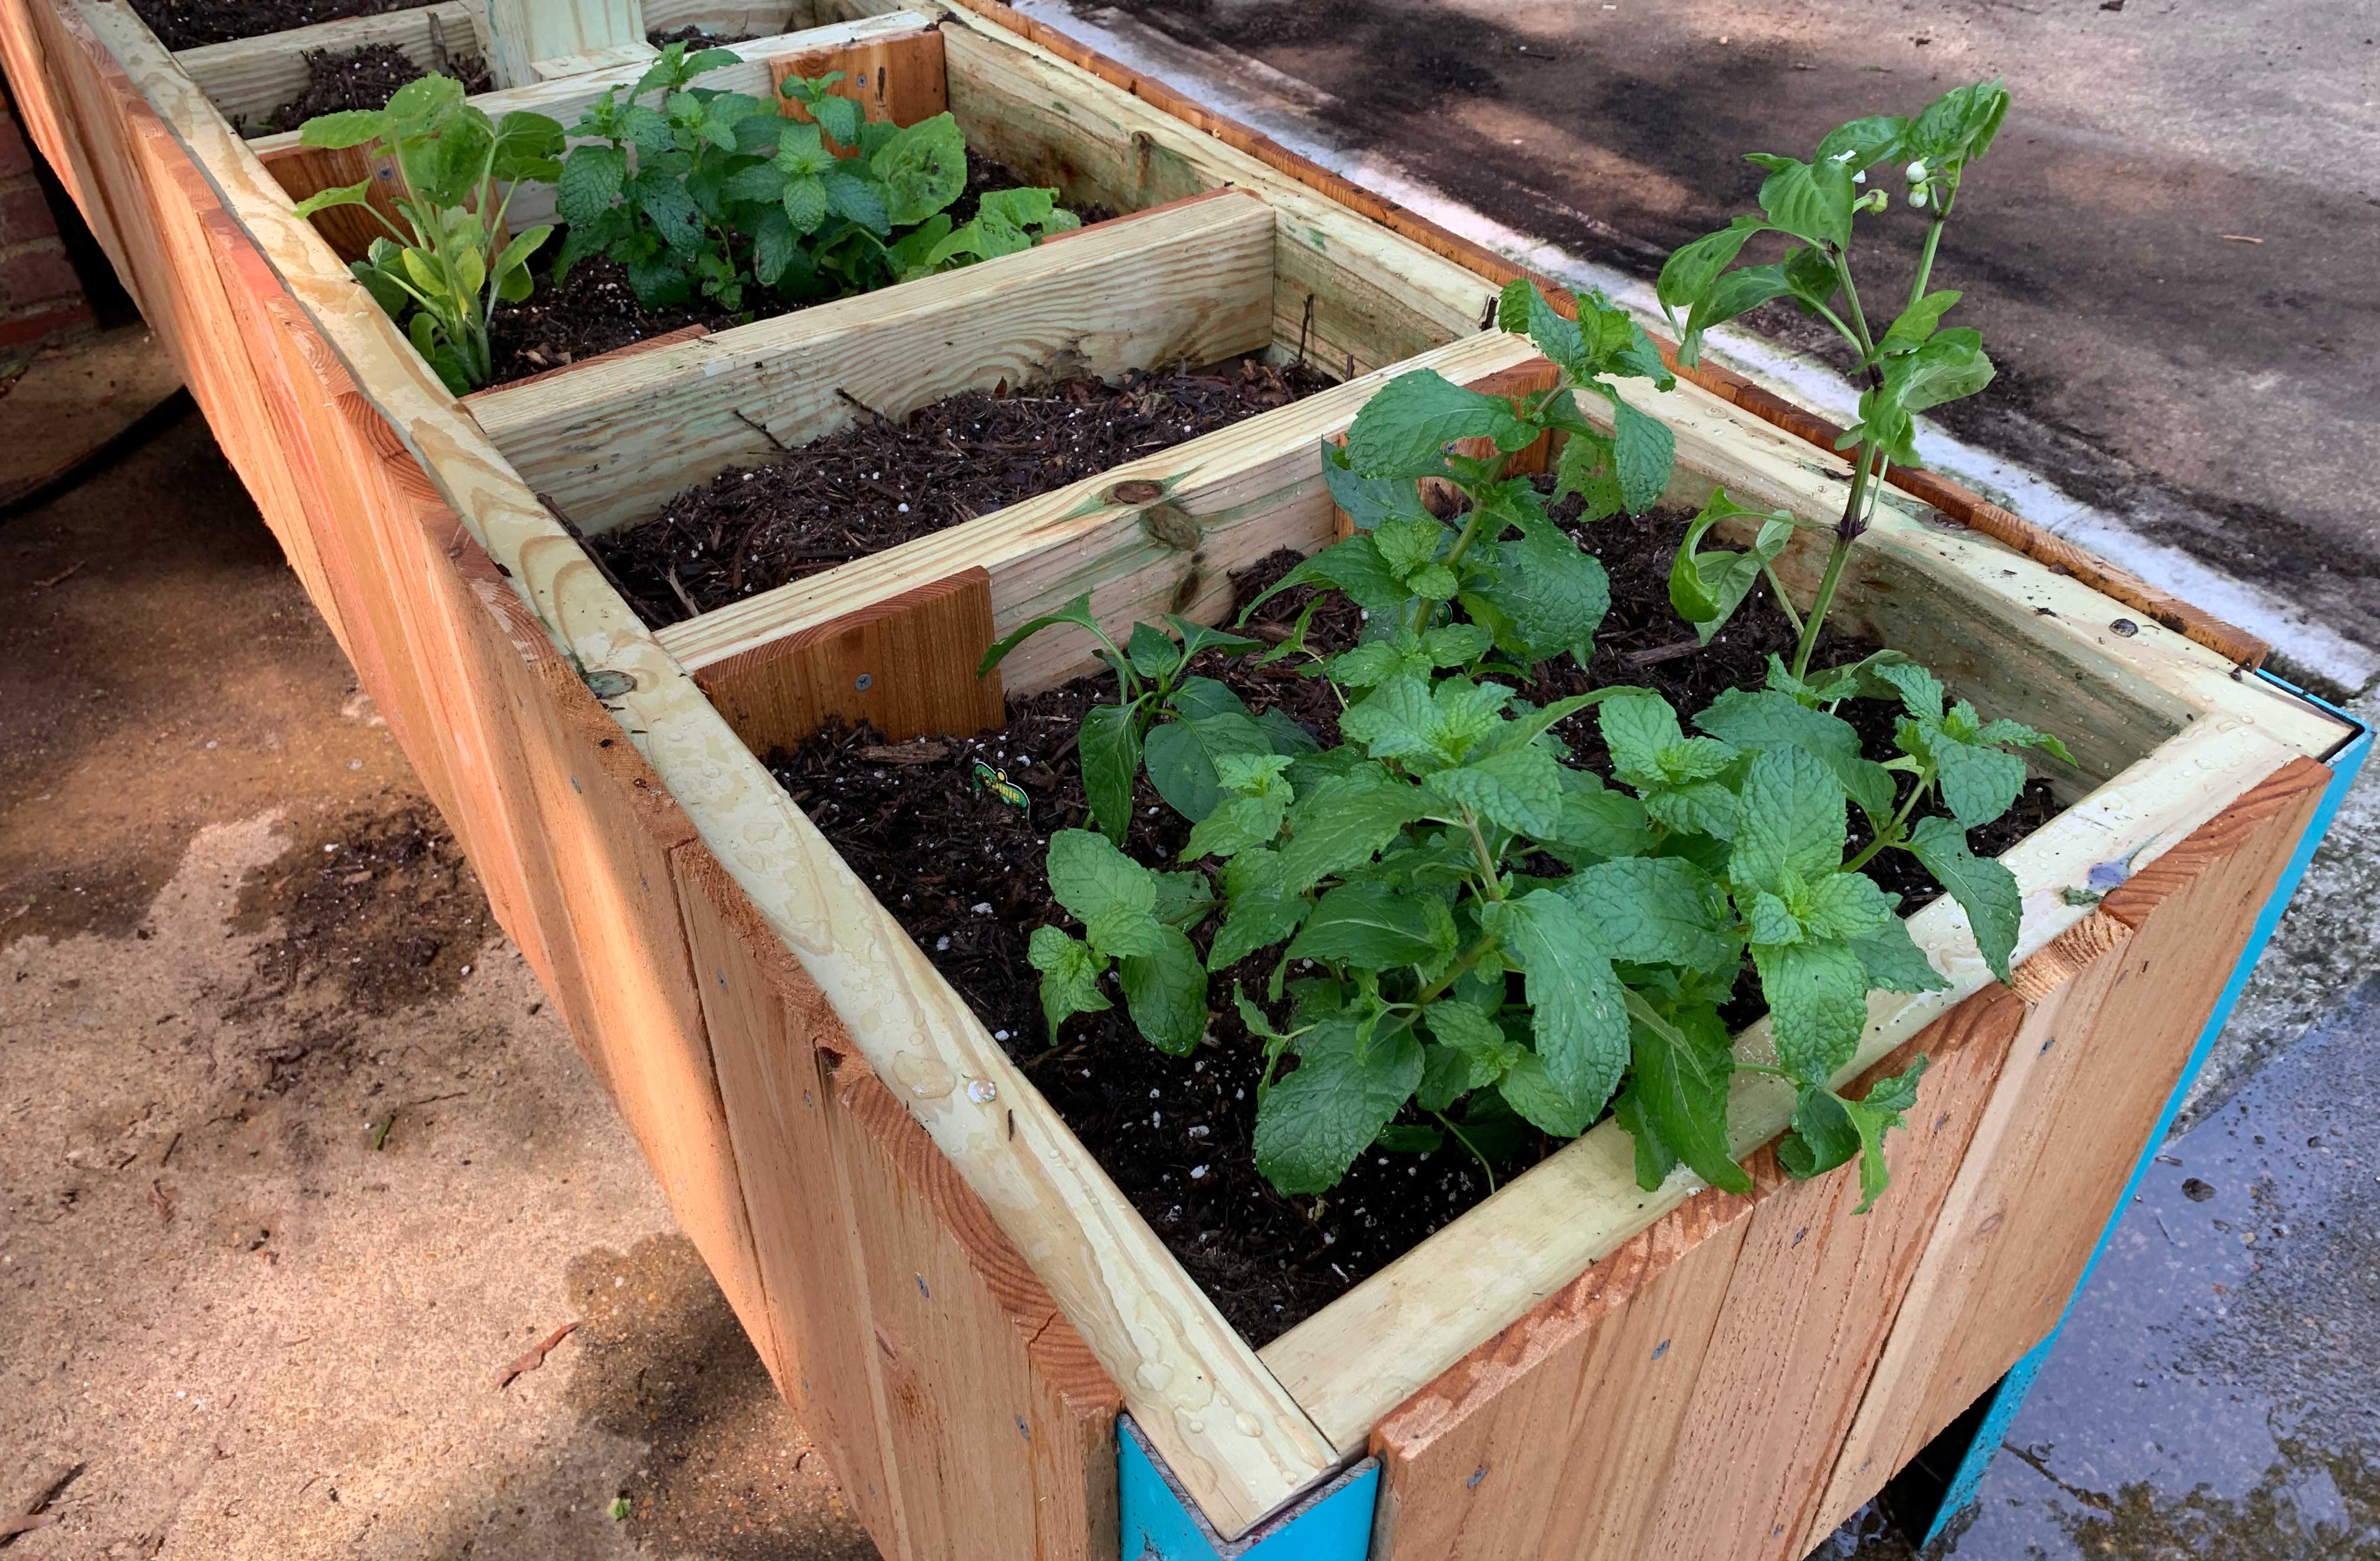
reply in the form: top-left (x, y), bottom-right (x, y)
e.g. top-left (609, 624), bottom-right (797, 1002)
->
top-left (654, 330), bottom-right (1543, 686)
top-left (465, 185), bottom-right (1279, 532)
top-left (81, 4), bottom-right (1342, 1532)
top-left (247, 10), bottom-right (939, 250)
top-left (483, 0), bottom-right (646, 87)
top-left (172, 2), bottom-right (485, 129)
top-left (766, 17), bottom-right (946, 132)
top-left (695, 566), bottom-right (1007, 752)
top-left (1366, 759), bottom-right (2329, 1561)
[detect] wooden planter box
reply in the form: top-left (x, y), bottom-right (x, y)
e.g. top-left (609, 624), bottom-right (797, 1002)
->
top-left (3, 1), bottom-right (2362, 1556)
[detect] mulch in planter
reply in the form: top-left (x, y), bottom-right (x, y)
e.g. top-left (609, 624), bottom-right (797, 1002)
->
top-left (771, 506), bottom-right (2059, 1343)
top-left (481, 152), bottom-right (1116, 393)
top-left (647, 24), bottom-right (756, 48)
top-left (588, 356), bottom-right (1335, 627)
top-left (135, 0), bottom-right (433, 51)
top-left (254, 41), bottom-right (492, 135)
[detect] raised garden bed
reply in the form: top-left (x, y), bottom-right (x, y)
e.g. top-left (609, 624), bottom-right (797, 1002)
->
top-left (5, 0), bottom-right (2361, 1558)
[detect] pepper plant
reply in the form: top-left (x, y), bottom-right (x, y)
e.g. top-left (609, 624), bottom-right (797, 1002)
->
top-left (552, 45), bottom-right (1075, 310)
top-left (988, 280), bottom-right (2067, 1210)
top-left (1655, 78), bottom-right (2010, 680)
top-left (293, 76), bottom-right (564, 392)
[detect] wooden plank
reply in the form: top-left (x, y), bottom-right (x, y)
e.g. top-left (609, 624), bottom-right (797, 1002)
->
top-left (646, 0), bottom-right (819, 33)
top-left (694, 566), bottom-right (1006, 754)
top-left (1805, 757), bottom-right (2333, 1542)
top-left (524, 37), bottom-right (657, 81)
top-left (172, 2), bottom-right (484, 130)
top-left (466, 184), bottom-right (1279, 532)
top-left (672, 839), bottom-right (1122, 1561)
top-left (766, 18), bottom-right (944, 132)
top-left (87, 11), bottom-right (1340, 1529)
top-left (249, 12), bottom-right (940, 240)
top-left (654, 330), bottom-right (1543, 690)
top-left (1367, 1183), bottom-right (1758, 1561)
top-left (483, 0), bottom-right (646, 87)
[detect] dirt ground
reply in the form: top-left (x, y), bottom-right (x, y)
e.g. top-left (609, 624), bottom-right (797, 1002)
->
top-left (0, 329), bottom-right (877, 1560)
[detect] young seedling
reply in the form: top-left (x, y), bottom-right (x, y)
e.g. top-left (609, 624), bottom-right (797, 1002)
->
top-left (984, 280), bottom-right (2067, 1212)
top-left (1656, 78), bottom-right (2011, 678)
top-left (551, 47), bottom-right (1078, 311)
top-left (294, 76), bottom-right (564, 392)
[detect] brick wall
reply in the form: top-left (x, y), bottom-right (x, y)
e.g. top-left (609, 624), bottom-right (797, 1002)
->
top-left (0, 83), bottom-right (93, 352)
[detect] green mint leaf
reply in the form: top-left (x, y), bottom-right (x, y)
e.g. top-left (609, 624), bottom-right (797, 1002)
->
top-left (298, 107), bottom-right (393, 149)
top-left (1045, 828), bottom-right (1156, 926)
top-left (1551, 428), bottom-right (1627, 521)
top-left (871, 112), bottom-right (967, 225)
top-left (1028, 925), bottom-right (1110, 1040)
top-left (1729, 746), bottom-right (1848, 894)
top-left (1496, 278), bottom-right (1587, 373)
top-left (1375, 1124), bottom-right (1443, 1154)
top-left (1183, 790), bottom-right (1289, 863)
top-left (1372, 515), bottom-right (1453, 578)
top-left (1421, 997), bottom-right (1509, 1056)
top-left (1599, 693), bottom-right (1685, 788)
top-left (1152, 870), bottom-right (1216, 930)
top-left (555, 144), bottom-right (626, 225)
top-left (1905, 816), bottom-right (2022, 982)
top-left (1624, 1003), bottom-right (1750, 1193)
top-left (1120, 926), bottom-right (1209, 1055)
top-left (1645, 783), bottom-right (1741, 840)
top-left (1849, 920), bottom-right (1949, 993)
top-left (1480, 889), bottom-right (1629, 1112)
top-left (1277, 766), bottom-right (1434, 895)
top-left (1254, 1020), bottom-right (1425, 1194)
top-left (1239, 531), bottom-right (1408, 624)
top-left (1871, 660), bottom-right (1946, 721)
top-left (1801, 869), bottom-right (1898, 940)
top-left (1208, 849), bottom-right (1309, 969)
top-left (1614, 1081), bottom-right (1677, 1190)
top-left (1320, 439), bottom-right (1437, 532)
top-left (1746, 889), bottom-right (1803, 945)
top-left (1560, 856), bottom-right (1735, 974)
top-left (1934, 737), bottom-right (2028, 829)
top-left (1086, 904), bottom-right (1169, 960)
top-left (1753, 935), bottom-right (1871, 1083)
top-left (1781, 1059), bottom-right (1930, 1212)
top-left (1078, 700), bottom-right (1143, 847)
top-left (1498, 1048), bottom-right (1597, 1137)
top-left (1609, 395), bottom-right (1676, 515)
top-left (1464, 511), bottom-right (1611, 665)
top-left (1344, 369), bottom-right (1532, 480)
top-left (1426, 742), bottom-right (1566, 839)
top-left (1696, 687), bottom-right (1896, 820)
top-left (1544, 772), bottom-right (1655, 863)
top-left (1972, 719), bottom-right (2075, 767)
top-left (1777, 1083), bottom-right (1858, 1179)
top-left (1287, 881), bottom-right (1457, 970)
top-left (822, 169), bottom-right (890, 235)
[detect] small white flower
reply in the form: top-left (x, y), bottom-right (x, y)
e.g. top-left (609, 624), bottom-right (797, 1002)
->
top-left (1905, 159), bottom-right (1928, 183)
top-left (1908, 188), bottom-right (1928, 210)
top-left (1852, 169), bottom-right (1866, 184)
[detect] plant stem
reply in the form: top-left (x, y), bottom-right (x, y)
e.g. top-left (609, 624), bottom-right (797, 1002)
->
top-left (1761, 561), bottom-right (1804, 639)
top-left (1789, 457), bottom-right (1868, 682)
top-left (1840, 771), bottom-right (1933, 875)
top-left (1432, 1108), bottom-right (1499, 1194)
top-left (1461, 810), bottom-right (1505, 901)
top-left (1414, 932), bottom-right (1501, 1009)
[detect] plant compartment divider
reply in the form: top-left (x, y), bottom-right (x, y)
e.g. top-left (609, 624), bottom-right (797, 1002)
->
top-left (462, 185), bottom-right (1280, 534)
top-left (1250, 359), bottom-right (2346, 1459)
top-left (652, 330), bottom-right (1544, 698)
top-left (76, 4), bottom-right (1346, 1534)
top-left (483, 0), bottom-right (648, 87)
top-left (170, 2), bottom-right (489, 128)
top-left (246, 11), bottom-right (943, 260)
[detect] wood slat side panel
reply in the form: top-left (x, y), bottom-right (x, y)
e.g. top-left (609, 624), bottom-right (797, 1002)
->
top-left (0, 0), bottom-right (139, 300)
top-left (672, 843), bottom-right (1122, 1561)
top-left (173, 2), bottom-right (484, 129)
top-left (916, 0), bottom-right (2268, 667)
top-left (483, 0), bottom-right (645, 88)
top-left (466, 185), bottom-right (1279, 533)
top-left (767, 18), bottom-right (944, 129)
top-left (1369, 986), bottom-right (2025, 1561)
top-left (694, 566), bottom-right (1005, 753)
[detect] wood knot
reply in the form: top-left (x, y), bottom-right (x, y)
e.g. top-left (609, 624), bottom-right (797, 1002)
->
top-left (1107, 479), bottom-right (1166, 505)
top-left (1139, 502), bottom-right (1201, 552)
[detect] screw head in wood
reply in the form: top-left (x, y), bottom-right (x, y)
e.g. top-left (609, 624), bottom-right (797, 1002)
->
top-left (583, 669), bottom-right (635, 698)
top-left (2109, 618), bottom-right (2140, 637)
top-left (854, 673), bottom-right (874, 690)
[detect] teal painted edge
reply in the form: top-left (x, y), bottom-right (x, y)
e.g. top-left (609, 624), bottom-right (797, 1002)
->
top-left (1924, 673), bottom-right (2370, 1543)
top-left (1119, 1416), bottom-right (1378, 1561)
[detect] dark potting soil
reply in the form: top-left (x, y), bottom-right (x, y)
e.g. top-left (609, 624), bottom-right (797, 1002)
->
top-left (254, 42), bottom-right (492, 136)
top-left (480, 152), bottom-right (1111, 392)
top-left (647, 24), bottom-right (756, 48)
top-left (771, 505), bottom-right (2061, 1343)
top-left (591, 357), bottom-right (1335, 628)
top-left (134, 0), bottom-right (433, 51)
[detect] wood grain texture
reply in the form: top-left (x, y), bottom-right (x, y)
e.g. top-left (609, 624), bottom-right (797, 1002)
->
top-left (173, 2), bottom-right (483, 129)
top-left (483, 0), bottom-right (645, 86)
top-left (767, 19), bottom-right (944, 132)
top-left (468, 183), bottom-right (1279, 532)
top-left (694, 566), bottom-right (1005, 753)
top-left (672, 842), bottom-right (1122, 1560)
top-left (655, 331), bottom-right (1545, 690)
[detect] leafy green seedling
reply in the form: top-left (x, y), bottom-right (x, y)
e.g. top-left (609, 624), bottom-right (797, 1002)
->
top-left (1655, 79), bottom-right (2011, 676)
top-left (294, 76), bottom-right (564, 392)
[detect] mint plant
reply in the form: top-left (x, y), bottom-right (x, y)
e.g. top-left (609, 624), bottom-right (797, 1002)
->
top-left (552, 45), bottom-right (1077, 310)
top-left (987, 280), bottom-right (2068, 1211)
top-left (293, 76), bottom-right (564, 392)
top-left (1655, 79), bottom-right (2010, 679)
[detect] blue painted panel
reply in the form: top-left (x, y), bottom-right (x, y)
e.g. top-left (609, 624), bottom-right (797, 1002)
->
top-left (1924, 676), bottom-right (2370, 1541)
top-left (1119, 1416), bottom-right (1377, 1561)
